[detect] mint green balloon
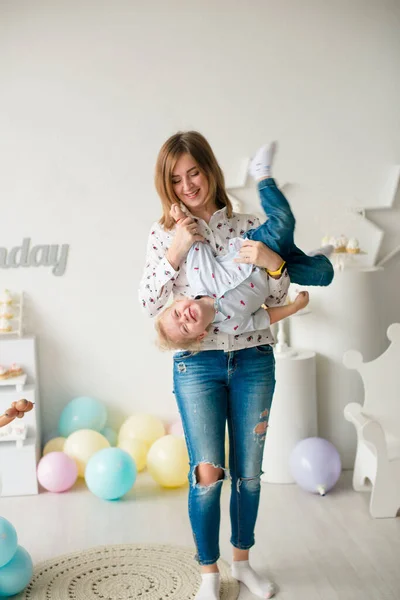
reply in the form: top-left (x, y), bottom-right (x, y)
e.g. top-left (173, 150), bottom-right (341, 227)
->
top-left (0, 517), bottom-right (17, 568)
top-left (0, 546), bottom-right (33, 597)
top-left (85, 448), bottom-right (137, 501)
top-left (101, 426), bottom-right (118, 446)
top-left (59, 396), bottom-right (107, 437)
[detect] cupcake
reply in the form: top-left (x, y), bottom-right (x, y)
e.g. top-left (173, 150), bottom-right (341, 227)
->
top-left (0, 365), bottom-right (9, 380)
top-left (0, 305), bottom-right (13, 319)
top-left (0, 318), bottom-right (12, 333)
top-left (346, 238), bottom-right (360, 254)
top-left (8, 363), bottom-right (24, 378)
top-left (0, 289), bottom-right (13, 305)
top-left (333, 235), bottom-right (347, 252)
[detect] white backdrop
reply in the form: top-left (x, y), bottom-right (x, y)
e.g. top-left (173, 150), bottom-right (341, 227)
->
top-left (0, 0), bottom-right (399, 452)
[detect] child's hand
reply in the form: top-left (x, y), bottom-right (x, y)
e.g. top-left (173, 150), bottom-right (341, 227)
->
top-left (293, 291), bottom-right (309, 311)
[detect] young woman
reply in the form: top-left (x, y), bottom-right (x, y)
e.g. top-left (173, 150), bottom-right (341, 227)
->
top-left (139, 131), bottom-right (291, 599)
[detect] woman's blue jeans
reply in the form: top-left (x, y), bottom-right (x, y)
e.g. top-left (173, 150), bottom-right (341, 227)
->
top-left (246, 178), bottom-right (334, 286)
top-left (173, 345), bottom-right (276, 565)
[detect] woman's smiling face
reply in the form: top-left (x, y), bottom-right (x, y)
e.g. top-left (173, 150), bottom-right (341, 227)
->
top-left (171, 153), bottom-right (209, 213)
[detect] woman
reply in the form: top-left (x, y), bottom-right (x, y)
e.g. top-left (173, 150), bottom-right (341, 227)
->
top-left (139, 131), bottom-right (289, 599)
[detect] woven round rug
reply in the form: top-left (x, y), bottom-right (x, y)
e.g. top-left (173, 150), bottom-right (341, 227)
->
top-left (16, 543), bottom-right (239, 599)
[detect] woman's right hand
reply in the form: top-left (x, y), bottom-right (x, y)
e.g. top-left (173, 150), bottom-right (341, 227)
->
top-left (234, 239), bottom-right (283, 273)
top-left (166, 217), bottom-right (205, 270)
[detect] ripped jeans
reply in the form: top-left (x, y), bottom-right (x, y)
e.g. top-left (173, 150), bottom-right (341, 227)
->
top-left (173, 345), bottom-right (276, 565)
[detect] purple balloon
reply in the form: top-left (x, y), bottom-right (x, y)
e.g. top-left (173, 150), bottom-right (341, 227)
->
top-left (290, 437), bottom-right (341, 495)
top-left (37, 452), bottom-right (78, 493)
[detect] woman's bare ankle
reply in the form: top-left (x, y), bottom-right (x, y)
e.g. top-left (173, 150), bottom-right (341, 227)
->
top-left (232, 546), bottom-right (249, 562)
top-left (201, 563), bottom-right (219, 574)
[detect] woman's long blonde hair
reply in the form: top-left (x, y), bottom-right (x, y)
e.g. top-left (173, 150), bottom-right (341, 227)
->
top-left (155, 131), bottom-right (233, 230)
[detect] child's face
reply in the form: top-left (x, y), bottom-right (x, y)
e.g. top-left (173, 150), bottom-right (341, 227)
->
top-left (162, 298), bottom-right (212, 344)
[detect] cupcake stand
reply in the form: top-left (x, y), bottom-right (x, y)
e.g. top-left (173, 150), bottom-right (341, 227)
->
top-left (0, 290), bottom-right (41, 496)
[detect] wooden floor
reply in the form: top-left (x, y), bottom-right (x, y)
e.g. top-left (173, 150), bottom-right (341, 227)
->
top-left (1, 471), bottom-right (399, 599)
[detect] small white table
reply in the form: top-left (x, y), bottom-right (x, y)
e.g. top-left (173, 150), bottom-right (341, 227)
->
top-left (262, 349), bottom-right (317, 484)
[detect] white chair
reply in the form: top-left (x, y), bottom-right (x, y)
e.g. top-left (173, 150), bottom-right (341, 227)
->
top-left (343, 323), bottom-right (400, 518)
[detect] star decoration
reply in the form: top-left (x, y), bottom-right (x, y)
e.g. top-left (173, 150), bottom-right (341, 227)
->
top-left (226, 157), bottom-right (399, 269)
top-left (350, 165), bottom-right (400, 266)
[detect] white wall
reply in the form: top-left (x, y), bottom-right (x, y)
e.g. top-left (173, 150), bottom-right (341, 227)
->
top-left (1, 0), bottom-right (399, 446)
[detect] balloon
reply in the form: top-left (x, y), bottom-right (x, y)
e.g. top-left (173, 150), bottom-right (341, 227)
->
top-left (147, 435), bottom-right (189, 488)
top-left (118, 438), bottom-right (148, 472)
top-left (42, 429), bottom-right (60, 447)
top-left (43, 437), bottom-right (66, 455)
top-left (290, 437), bottom-right (342, 496)
top-left (0, 545), bottom-right (33, 597)
top-left (101, 426), bottom-right (118, 446)
top-left (37, 452), bottom-right (78, 492)
top-left (64, 429), bottom-right (110, 477)
top-left (167, 419), bottom-right (184, 437)
top-left (119, 414), bottom-right (165, 449)
top-left (0, 517), bottom-right (17, 568)
top-left (85, 448), bottom-right (137, 500)
top-left (58, 396), bottom-right (107, 437)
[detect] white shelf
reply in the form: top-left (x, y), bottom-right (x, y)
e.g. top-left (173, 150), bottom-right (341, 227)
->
top-left (0, 335), bottom-right (40, 496)
top-left (0, 373), bottom-right (28, 392)
top-left (0, 422), bottom-right (28, 448)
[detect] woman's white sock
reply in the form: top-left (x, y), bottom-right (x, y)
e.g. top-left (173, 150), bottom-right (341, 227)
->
top-left (249, 142), bottom-right (277, 180)
top-left (231, 560), bottom-right (275, 598)
top-left (195, 572), bottom-right (220, 599)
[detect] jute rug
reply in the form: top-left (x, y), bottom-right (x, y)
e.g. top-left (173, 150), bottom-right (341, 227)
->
top-left (16, 543), bottom-right (240, 599)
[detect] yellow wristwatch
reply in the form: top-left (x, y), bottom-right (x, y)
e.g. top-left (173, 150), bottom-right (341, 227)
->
top-left (266, 261), bottom-right (286, 277)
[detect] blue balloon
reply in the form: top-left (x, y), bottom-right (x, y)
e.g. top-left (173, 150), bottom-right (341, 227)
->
top-left (0, 517), bottom-right (18, 568)
top-left (290, 437), bottom-right (342, 496)
top-left (85, 448), bottom-right (137, 501)
top-left (0, 545), bottom-right (33, 597)
top-left (58, 396), bottom-right (107, 437)
top-left (101, 426), bottom-right (118, 446)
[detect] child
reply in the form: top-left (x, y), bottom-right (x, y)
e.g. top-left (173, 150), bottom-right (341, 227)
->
top-left (156, 142), bottom-right (332, 349)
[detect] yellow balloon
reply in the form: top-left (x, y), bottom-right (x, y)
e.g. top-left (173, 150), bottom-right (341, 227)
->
top-left (43, 437), bottom-right (66, 455)
top-left (64, 429), bottom-right (110, 477)
top-left (118, 438), bottom-right (148, 472)
top-left (118, 414), bottom-right (165, 449)
top-left (147, 435), bottom-right (189, 488)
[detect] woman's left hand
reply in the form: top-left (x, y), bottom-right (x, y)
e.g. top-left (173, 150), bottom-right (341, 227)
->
top-left (234, 240), bottom-right (283, 272)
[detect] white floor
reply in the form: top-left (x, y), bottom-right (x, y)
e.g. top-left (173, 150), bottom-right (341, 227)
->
top-left (1, 471), bottom-right (400, 600)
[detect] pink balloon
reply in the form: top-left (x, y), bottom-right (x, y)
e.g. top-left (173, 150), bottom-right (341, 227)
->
top-left (37, 452), bottom-right (78, 493)
top-left (168, 419), bottom-right (184, 437)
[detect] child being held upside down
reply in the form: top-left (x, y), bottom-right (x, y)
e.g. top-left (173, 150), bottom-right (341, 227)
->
top-left (157, 141), bottom-right (333, 350)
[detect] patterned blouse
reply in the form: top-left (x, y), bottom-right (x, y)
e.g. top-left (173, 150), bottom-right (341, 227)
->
top-left (139, 206), bottom-right (290, 352)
